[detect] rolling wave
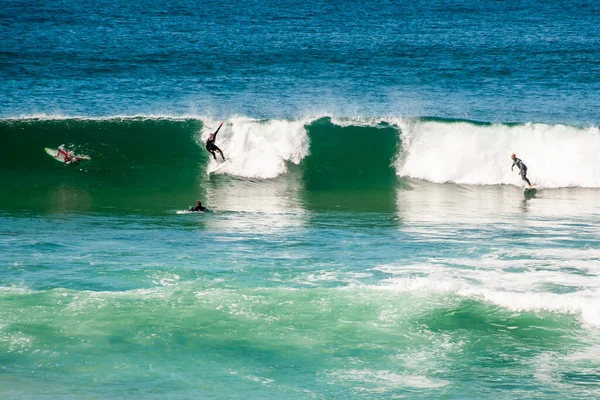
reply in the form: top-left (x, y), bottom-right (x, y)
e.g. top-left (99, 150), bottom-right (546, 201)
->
top-left (202, 117), bottom-right (310, 179)
top-left (396, 118), bottom-right (600, 188)
top-left (2, 115), bottom-right (599, 193)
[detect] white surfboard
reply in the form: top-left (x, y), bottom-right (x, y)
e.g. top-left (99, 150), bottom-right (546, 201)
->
top-left (45, 148), bottom-right (90, 164)
top-left (207, 159), bottom-right (229, 174)
top-left (45, 147), bottom-right (66, 162)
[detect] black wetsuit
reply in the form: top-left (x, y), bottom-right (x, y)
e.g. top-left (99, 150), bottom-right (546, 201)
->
top-left (512, 157), bottom-right (531, 186)
top-left (190, 205), bottom-right (207, 212)
top-left (206, 124), bottom-right (225, 161)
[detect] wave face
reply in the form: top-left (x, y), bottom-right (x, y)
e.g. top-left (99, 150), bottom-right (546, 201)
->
top-left (397, 119), bottom-right (600, 188)
top-left (0, 117), bottom-right (207, 180)
top-left (1, 116), bottom-right (599, 212)
top-left (302, 118), bottom-right (399, 191)
top-left (0, 117), bottom-right (209, 211)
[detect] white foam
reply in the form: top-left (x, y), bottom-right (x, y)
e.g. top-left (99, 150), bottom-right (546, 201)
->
top-left (372, 255), bottom-right (600, 327)
top-left (0, 286), bottom-right (34, 295)
top-left (1, 113), bottom-right (206, 121)
top-left (0, 331), bottom-right (32, 353)
top-left (201, 117), bottom-right (310, 179)
top-left (328, 369), bottom-right (448, 391)
top-left (396, 120), bottom-right (600, 188)
top-left (329, 116), bottom-right (388, 128)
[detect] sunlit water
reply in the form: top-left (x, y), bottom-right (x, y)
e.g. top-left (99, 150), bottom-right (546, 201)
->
top-left (2, 183), bottom-right (599, 399)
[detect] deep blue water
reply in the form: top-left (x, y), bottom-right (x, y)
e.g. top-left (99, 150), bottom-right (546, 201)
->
top-left (2, 0), bottom-right (600, 123)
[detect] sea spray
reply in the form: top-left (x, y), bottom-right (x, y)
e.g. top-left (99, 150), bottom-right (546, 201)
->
top-left (200, 117), bottom-right (310, 179)
top-left (396, 119), bottom-right (600, 188)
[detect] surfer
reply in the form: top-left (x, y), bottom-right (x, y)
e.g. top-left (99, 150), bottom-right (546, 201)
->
top-left (57, 146), bottom-right (72, 161)
top-left (206, 122), bottom-right (226, 161)
top-left (54, 145), bottom-right (90, 164)
top-left (57, 145), bottom-right (81, 164)
top-left (511, 153), bottom-right (532, 187)
top-left (189, 200), bottom-right (207, 212)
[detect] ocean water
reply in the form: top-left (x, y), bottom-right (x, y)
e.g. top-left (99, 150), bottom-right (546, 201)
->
top-left (1, 1), bottom-right (600, 399)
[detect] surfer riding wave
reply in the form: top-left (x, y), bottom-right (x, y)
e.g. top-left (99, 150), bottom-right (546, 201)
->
top-left (511, 153), bottom-right (532, 187)
top-left (206, 122), bottom-right (226, 161)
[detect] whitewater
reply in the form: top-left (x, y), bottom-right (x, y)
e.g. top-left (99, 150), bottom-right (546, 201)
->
top-left (199, 116), bottom-right (600, 188)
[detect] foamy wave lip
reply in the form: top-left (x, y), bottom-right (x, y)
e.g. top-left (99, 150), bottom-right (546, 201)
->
top-left (396, 120), bottom-right (600, 188)
top-left (373, 273), bottom-right (600, 327)
top-left (329, 116), bottom-right (407, 129)
top-left (1, 113), bottom-right (210, 121)
top-left (291, 270), bottom-right (373, 286)
top-left (472, 289), bottom-right (600, 324)
top-left (329, 116), bottom-right (386, 128)
top-left (202, 117), bottom-right (311, 179)
top-left (0, 286), bottom-right (35, 295)
top-left (374, 249), bottom-right (600, 327)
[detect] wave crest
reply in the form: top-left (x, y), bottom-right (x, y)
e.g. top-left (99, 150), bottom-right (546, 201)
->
top-left (396, 119), bottom-right (600, 188)
top-left (202, 117), bottom-right (310, 179)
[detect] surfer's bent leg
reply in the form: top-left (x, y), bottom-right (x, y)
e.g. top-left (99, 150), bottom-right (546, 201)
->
top-left (206, 144), bottom-right (217, 160)
top-left (214, 146), bottom-right (225, 161)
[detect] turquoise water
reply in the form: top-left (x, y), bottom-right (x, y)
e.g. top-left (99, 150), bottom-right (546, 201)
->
top-left (2, 185), bottom-right (600, 398)
top-left (2, 118), bottom-right (600, 398)
top-left (2, 0), bottom-right (600, 398)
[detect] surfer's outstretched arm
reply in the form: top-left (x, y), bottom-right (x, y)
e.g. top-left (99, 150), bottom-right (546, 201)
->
top-left (213, 122), bottom-right (223, 139)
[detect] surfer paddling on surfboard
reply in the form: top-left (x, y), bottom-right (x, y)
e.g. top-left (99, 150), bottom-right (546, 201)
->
top-left (511, 153), bottom-right (532, 187)
top-left (206, 122), bottom-right (226, 161)
top-left (189, 200), bottom-right (208, 212)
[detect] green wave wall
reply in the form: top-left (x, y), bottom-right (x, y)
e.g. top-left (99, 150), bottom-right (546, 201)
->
top-left (0, 117), bottom-right (408, 213)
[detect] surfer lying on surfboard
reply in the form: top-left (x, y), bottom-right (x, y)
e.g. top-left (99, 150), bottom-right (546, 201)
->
top-left (511, 153), bottom-right (532, 187)
top-left (206, 122), bottom-right (226, 161)
top-left (56, 145), bottom-right (86, 164)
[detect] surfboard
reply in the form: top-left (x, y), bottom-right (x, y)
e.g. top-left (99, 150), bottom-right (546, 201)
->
top-left (45, 148), bottom-right (90, 164)
top-left (176, 209), bottom-right (212, 214)
top-left (208, 159), bottom-right (229, 174)
top-left (45, 147), bottom-right (65, 162)
top-left (524, 187), bottom-right (537, 198)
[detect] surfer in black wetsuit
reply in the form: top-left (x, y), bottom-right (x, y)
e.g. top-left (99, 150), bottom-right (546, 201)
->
top-left (206, 122), bottom-right (226, 161)
top-left (511, 153), bottom-right (532, 187)
top-left (189, 200), bottom-right (207, 212)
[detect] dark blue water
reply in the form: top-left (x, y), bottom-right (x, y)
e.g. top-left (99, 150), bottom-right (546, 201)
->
top-left (2, 0), bottom-right (599, 123)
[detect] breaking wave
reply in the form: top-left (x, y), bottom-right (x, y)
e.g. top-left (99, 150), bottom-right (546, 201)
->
top-left (1, 115), bottom-right (599, 190)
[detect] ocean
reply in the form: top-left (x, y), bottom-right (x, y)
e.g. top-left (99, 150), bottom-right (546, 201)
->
top-left (1, 0), bottom-right (600, 398)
